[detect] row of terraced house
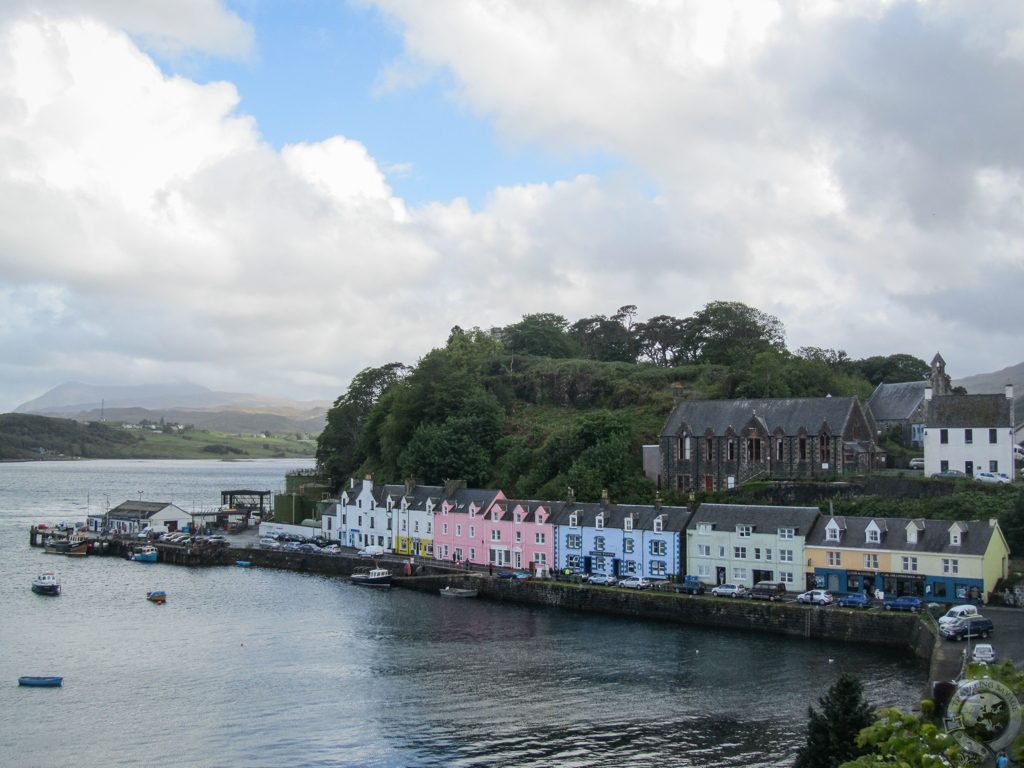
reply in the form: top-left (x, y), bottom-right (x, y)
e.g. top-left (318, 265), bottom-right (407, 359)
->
top-left (320, 477), bottom-right (1011, 605)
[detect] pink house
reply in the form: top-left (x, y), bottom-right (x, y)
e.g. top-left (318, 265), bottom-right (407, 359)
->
top-left (433, 486), bottom-right (506, 566)
top-left (479, 498), bottom-right (554, 574)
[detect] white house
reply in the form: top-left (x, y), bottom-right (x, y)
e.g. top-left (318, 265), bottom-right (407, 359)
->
top-left (104, 501), bottom-right (191, 535)
top-left (322, 477), bottom-right (395, 551)
top-left (923, 385), bottom-right (1015, 478)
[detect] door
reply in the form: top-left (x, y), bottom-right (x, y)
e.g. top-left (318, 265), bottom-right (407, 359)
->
top-left (705, 475), bottom-right (714, 492)
top-left (716, 566), bottom-right (726, 585)
top-left (965, 461), bottom-right (974, 477)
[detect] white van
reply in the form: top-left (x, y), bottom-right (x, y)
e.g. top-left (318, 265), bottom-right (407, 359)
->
top-left (938, 604), bottom-right (979, 627)
top-left (357, 545), bottom-right (385, 557)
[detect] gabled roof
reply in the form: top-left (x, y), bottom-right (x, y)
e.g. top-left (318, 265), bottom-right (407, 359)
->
top-left (866, 381), bottom-right (927, 422)
top-left (548, 501), bottom-right (691, 532)
top-left (686, 503), bottom-right (820, 534)
top-left (926, 394), bottom-right (1012, 428)
top-left (661, 396), bottom-right (860, 438)
top-left (806, 515), bottom-right (998, 556)
top-left (443, 487), bottom-right (503, 511)
top-left (107, 501), bottom-right (180, 520)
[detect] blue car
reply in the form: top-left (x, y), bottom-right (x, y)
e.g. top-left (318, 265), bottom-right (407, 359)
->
top-left (497, 570), bottom-right (532, 580)
top-left (884, 596), bottom-right (923, 613)
top-left (837, 593), bottom-right (872, 609)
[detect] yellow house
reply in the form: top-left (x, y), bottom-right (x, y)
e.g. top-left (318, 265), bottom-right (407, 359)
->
top-left (805, 515), bottom-right (1010, 604)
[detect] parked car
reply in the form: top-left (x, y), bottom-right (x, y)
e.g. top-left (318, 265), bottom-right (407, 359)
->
top-left (674, 576), bottom-right (706, 595)
top-left (975, 471), bottom-right (1011, 485)
top-left (938, 604), bottom-right (980, 627)
top-left (496, 570), bottom-right (532, 580)
top-left (837, 593), bottom-right (873, 609)
top-left (357, 545), bottom-right (385, 557)
top-left (618, 577), bottom-right (652, 590)
top-left (884, 596), bottom-right (924, 613)
top-left (908, 457), bottom-right (925, 470)
top-left (941, 615), bottom-right (994, 641)
top-left (711, 583), bottom-right (748, 598)
top-left (972, 644), bottom-right (996, 663)
top-left (259, 538), bottom-right (280, 550)
top-left (750, 581), bottom-right (787, 601)
top-left (797, 589), bottom-right (833, 605)
top-left (321, 544), bottom-right (342, 554)
top-left (931, 469), bottom-right (966, 480)
top-left (588, 574), bottom-right (618, 586)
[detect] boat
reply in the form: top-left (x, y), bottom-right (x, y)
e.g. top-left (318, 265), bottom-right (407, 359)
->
top-left (44, 537), bottom-right (89, 557)
top-left (132, 546), bottom-right (158, 563)
top-left (18, 676), bottom-right (63, 687)
top-left (235, 560), bottom-right (251, 567)
top-left (31, 572), bottom-right (61, 596)
top-left (146, 591), bottom-right (167, 604)
top-left (350, 567), bottom-right (392, 588)
top-left (439, 586), bottom-right (478, 598)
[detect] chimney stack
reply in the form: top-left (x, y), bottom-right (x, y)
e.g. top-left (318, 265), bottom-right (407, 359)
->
top-left (672, 382), bottom-right (684, 406)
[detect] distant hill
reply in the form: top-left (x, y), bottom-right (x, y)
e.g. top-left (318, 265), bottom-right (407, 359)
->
top-left (954, 360), bottom-right (1024, 395)
top-left (14, 382), bottom-right (330, 434)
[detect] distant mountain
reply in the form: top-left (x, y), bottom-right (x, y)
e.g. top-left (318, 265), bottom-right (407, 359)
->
top-left (954, 361), bottom-right (1024, 395)
top-left (13, 382), bottom-right (331, 435)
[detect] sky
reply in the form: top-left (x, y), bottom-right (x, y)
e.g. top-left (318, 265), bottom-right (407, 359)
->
top-left (1, 0), bottom-right (1023, 412)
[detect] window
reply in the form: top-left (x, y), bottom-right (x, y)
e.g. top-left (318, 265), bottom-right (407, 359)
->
top-left (734, 547), bottom-right (747, 559)
top-left (737, 525), bottom-right (752, 538)
top-left (779, 572), bottom-right (794, 584)
top-left (623, 561), bottom-right (637, 575)
top-left (515, 531), bottom-right (522, 543)
top-left (827, 551), bottom-right (841, 566)
top-left (624, 538), bottom-right (635, 554)
top-left (491, 529), bottom-right (501, 541)
top-left (940, 429), bottom-right (949, 444)
top-left (469, 526), bottom-right (475, 538)
top-left (624, 517), bottom-right (633, 532)
top-left (515, 513), bottom-right (523, 523)
top-left (697, 523), bottom-right (712, 535)
top-left (566, 554), bottom-right (581, 569)
top-left (819, 434), bottom-right (831, 464)
top-left (535, 532), bottom-right (546, 545)
top-left (719, 545), bottom-right (726, 557)
top-left (778, 528), bottom-right (794, 540)
top-left (943, 558), bottom-right (959, 574)
top-left (697, 544), bottom-right (711, 557)
top-left (940, 460), bottom-right (949, 472)
top-left (651, 540), bottom-right (667, 556)
top-left (728, 440), bottom-right (736, 461)
top-left (866, 529), bottom-right (879, 544)
top-left (779, 549), bottom-right (793, 562)
top-left (733, 568), bottom-right (748, 581)
top-left (706, 438), bottom-right (713, 460)
top-left (776, 438), bottom-right (784, 461)
top-left (765, 548), bottom-right (773, 561)
top-left (684, 437), bottom-right (691, 459)
top-left (990, 428), bottom-right (998, 444)
top-left (650, 561), bottom-right (667, 576)
top-left (566, 534), bottom-right (581, 549)
top-left (864, 554), bottom-right (879, 569)
top-left (569, 513), bottom-right (578, 528)
top-left (964, 429), bottom-right (973, 445)
top-left (533, 552), bottom-right (547, 565)
top-left (826, 527), bottom-right (839, 542)
top-left (951, 531), bottom-right (961, 546)
top-left (697, 564), bottom-right (712, 578)
top-left (902, 556), bottom-right (918, 572)
top-left (594, 536), bottom-right (605, 551)
top-left (799, 437), bottom-right (807, 461)
top-left (653, 516), bottom-right (663, 533)
top-left (469, 548), bottom-right (476, 560)
top-left (369, 517), bottom-right (375, 529)
top-left (442, 523), bottom-right (448, 535)
top-left (747, 437), bottom-right (762, 461)
top-left (753, 547), bottom-right (761, 560)
top-left (455, 525), bottom-right (462, 537)
top-left (401, 519), bottom-right (407, 531)
top-left (595, 515), bottom-right (604, 531)
top-left (990, 460), bottom-right (999, 472)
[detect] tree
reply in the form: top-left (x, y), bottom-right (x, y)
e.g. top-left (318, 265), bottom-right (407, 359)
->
top-left (500, 313), bottom-right (577, 358)
top-left (685, 301), bottom-right (786, 367)
top-left (634, 314), bottom-right (690, 366)
top-left (794, 673), bottom-right (876, 768)
top-left (839, 708), bottom-right (963, 768)
top-left (568, 314), bottom-right (636, 362)
top-left (852, 354), bottom-right (929, 386)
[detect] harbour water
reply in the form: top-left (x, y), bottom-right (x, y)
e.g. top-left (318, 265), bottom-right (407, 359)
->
top-left (1, 459), bottom-right (928, 767)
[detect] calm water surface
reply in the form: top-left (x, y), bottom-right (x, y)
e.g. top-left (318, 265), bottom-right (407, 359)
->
top-left (0, 460), bottom-right (927, 767)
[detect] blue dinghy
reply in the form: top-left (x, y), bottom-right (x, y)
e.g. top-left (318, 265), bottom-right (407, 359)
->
top-left (19, 676), bottom-right (63, 687)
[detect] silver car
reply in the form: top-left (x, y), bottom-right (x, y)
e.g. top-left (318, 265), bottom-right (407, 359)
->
top-left (711, 583), bottom-right (748, 598)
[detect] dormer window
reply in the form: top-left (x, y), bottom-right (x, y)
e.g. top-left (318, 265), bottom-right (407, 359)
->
top-left (654, 516), bottom-right (664, 533)
top-left (569, 513), bottom-right (578, 528)
top-left (697, 523), bottom-right (711, 535)
top-left (595, 515), bottom-right (604, 530)
top-left (516, 513), bottom-right (523, 523)
top-left (951, 531), bottom-right (961, 546)
top-left (624, 517), bottom-right (634, 532)
top-left (867, 529), bottom-right (879, 543)
top-left (736, 525), bottom-right (752, 538)
top-left (825, 527), bottom-right (839, 542)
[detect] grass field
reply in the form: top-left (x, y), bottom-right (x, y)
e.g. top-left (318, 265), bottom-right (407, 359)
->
top-left (124, 429), bottom-right (316, 459)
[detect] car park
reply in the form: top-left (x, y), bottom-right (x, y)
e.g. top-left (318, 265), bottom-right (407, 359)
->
top-left (797, 589), bottom-right (833, 605)
top-left (908, 457), bottom-right (925, 470)
top-left (749, 581), bottom-right (787, 601)
top-left (711, 583), bottom-right (748, 598)
top-left (884, 596), bottom-right (924, 612)
top-left (975, 471), bottom-right (1011, 484)
top-left (972, 644), bottom-right (996, 662)
top-left (618, 577), bottom-right (652, 590)
top-left (941, 615), bottom-right (994, 641)
top-left (931, 469), bottom-right (966, 480)
top-left (588, 574), bottom-right (617, 586)
top-left (837, 593), bottom-right (872, 609)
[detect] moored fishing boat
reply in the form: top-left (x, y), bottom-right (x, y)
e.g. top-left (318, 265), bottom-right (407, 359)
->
top-left (439, 586), bottom-right (478, 598)
top-left (350, 567), bottom-right (392, 588)
top-left (18, 676), bottom-right (63, 687)
top-left (146, 591), bottom-right (167, 604)
top-left (132, 546), bottom-right (158, 563)
top-left (31, 571), bottom-right (61, 596)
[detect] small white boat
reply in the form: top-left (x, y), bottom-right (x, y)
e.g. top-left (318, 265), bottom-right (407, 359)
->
top-left (440, 587), bottom-right (478, 598)
top-left (31, 572), bottom-right (61, 596)
top-left (132, 546), bottom-right (158, 563)
top-left (350, 567), bottom-right (392, 588)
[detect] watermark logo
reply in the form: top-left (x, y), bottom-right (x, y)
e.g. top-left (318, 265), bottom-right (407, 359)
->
top-left (943, 678), bottom-right (1021, 761)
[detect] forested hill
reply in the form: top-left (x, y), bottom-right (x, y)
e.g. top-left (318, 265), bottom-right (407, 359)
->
top-left (0, 413), bottom-right (140, 460)
top-left (317, 302), bottom-right (934, 502)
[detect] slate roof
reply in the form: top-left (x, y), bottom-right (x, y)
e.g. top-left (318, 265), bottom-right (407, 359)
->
top-left (866, 381), bottom-right (927, 422)
top-left (926, 394), bottom-right (1013, 428)
top-left (107, 501), bottom-right (179, 520)
top-left (444, 487), bottom-right (503, 511)
top-left (660, 396), bottom-right (860, 437)
top-left (685, 503), bottom-right (820, 535)
top-left (547, 501), bottom-right (692, 531)
top-left (490, 499), bottom-right (552, 523)
top-left (807, 514), bottom-right (999, 557)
